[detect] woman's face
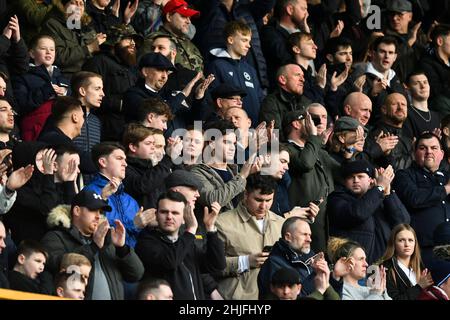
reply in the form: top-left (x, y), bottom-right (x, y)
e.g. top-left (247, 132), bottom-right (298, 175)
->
top-left (349, 247), bottom-right (369, 280)
top-left (395, 230), bottom-right (416, 259)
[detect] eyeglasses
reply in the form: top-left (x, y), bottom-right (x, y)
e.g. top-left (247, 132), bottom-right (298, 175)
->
top-left (222, 97), bottom-right (243, 102)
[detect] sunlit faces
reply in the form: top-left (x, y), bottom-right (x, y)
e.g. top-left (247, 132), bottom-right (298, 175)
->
top-left (18, 252), bottom-right (46, 280)
top-left (182, 129), bottom-right (204, 159)
top-left (216, 96), bottom-right (243, 112)
top-left (0, 100), bottom-right (15, 133)
top-left (58, 278), bottom-right (86, 300)
top-left (270, 150), bottom-right (290, 180)
top-left (214, 132), bottom-right (236, 163)
top-left (280, 64), bottom-right (305, 95)
top-left (130, 135), bottom-right (156, 160)
top-left (153, 133), bottom-right (166, 163)
top-left (297, 37), bottom-right (317, 60)
top-left (388, 11), bottom-right (412, 34)
top-left (170, 185), bottom-right (199, 207)
top-left (408, 74), bottom-right (430, 101)
top-left (167, 12), bottom-right (191, 36)
top-left (345, 93), bottom-right (372, 127)
top-left (395, 230), bottom-right (416, 259)
top-left (148, 113), bottom-right (168, 131)
top-left (151, 37), bottom-right (175, 61)
top-left (414, 136), bottom-right (444, 172)
top-left (30, 37), bottom-right (56, 68)
top-left (156, 199), bottom-right (185, 236)
top-left (244, 189), bottom-right (274, 220)
top-left (289, 0), bottom-right (308, 27)
top-left (54, 153), bottom-right (81, 182)
top-left (285, 219), bottom-right (312, 255)
top-left (142, 67), bottom-right (169, 91)
top-left (344, 173), bottom-right (372, 196)
top-left (73, 206), bottom-right (102, 236)
top-left (372, 43), bottom-right (397, 73)
top-left (80, 77), bottom-right (104, 108)
top-left (270, 283), bottom-right (301, 300)
top-left (100, 149), bottom-right (127, 179)
top-left (225, 107), bottom-right (251, 130)
top-left (382, 93), bottom-right (407, 125)
top-left (227, 31), bottom-right (252, 58)
top-left (333, 46), bottom-right (353, 68)
top-left (348, 247), bottom-right (369, 281)
top-left (307, 105), bottom-right (328, 135)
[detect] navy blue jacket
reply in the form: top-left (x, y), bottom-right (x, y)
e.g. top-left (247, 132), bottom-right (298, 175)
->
top-left (12, 64), bottom-right (69, 116)
top-left (393, 163), bottom-right (450, 249)
top-left (327, 185), bottom-right (410, 264)
top-left (206, 48), bottom-right (264, 126)
top-left (192, 0), bottom-right (273, 88)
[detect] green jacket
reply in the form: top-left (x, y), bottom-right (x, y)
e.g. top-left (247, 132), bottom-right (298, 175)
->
top-left (143, 26), bottom-right (203, 72)
top-left (286, 136), bottom-right (341, 253)
top-left (189, 163), bottom-right (246, 213)
top-left (41, 7), bottom-right (96, 78)
top-left (259, 87), bottom-right (311, 141)
top-left (307, 286), bottom-right (341, 300)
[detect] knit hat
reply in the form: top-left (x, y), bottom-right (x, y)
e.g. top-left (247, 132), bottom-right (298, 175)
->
top-left (271, 267), bottom-right (302, 286)
top-left (342, 159), bottom-right (375, 178)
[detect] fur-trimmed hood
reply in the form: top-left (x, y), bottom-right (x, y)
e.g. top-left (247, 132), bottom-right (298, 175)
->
top-left (433, 245), bottom-right (450, 261)
top-left (47, 204), bottom-right (71, 229)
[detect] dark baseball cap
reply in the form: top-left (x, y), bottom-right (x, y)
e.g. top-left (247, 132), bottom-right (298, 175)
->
top-left (211, 83), bottom-right (247, 101)
top-left (282, 110), bottom-right (306, 128)
top-left (138, 52), bottom-right (176, 71)
top-left (334, 116), bottom-right (360, 132)
top-left (387, 0), bottom-right (412, 13)
top-left (271, 267), bottom-right (302, 286)
top-left (162, 0), bottom-right (200, 18)
top-left (165, 170), bottom-right (202, 190)
top-left (342, 159), bottom-right (375, 179)
top-left (72, 189), bottom-right (112, 212)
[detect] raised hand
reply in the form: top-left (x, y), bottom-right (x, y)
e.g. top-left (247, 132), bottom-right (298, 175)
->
top-left (93, 220), bottom-right (110, 249)
top-left (6, 165), bottom-right (34, 191)
top-left (203, 202), bottom-right (221, 232)
top-left (330, 20), bottom-right (344, 38)
top-left (111, 219), bottom-right (126, 247)
top-left (371, 77), bottom-right (388, 96)
top-left (111, 0), bottom-right (120, 18)
top-left (315, 64), bottom-right (327, 89)
top-left (353, 74), bottom-right (367, 92)
top-left (42, 148), bottom-right (57, 175)
top-left (8, 15), bottom-right (21, 42)
top-left (134, 207), bottom-right (157, 229)
top-left (183, 203), bottom-right (198, 235)
top-left (330, 65), bottom-right (350, 91)
top-left (305, 112), bottom-right (318, 136)
top-left (375, 165), bottom-right (394, 195)
top-left (124, 0), bottom-right (139, 24)
top-left (408, 22), bottom-right (422, 47)
top-left (375, 131), bottom-right (399, 155)
top-left (182, 72), bottom-right (203, 99)
top-left (195, 74), bottom-right (215, 100)
top-left (101, 177), bottom-right (121, 199)
top-left (166, 136), bottom-right (183, 160)
top-left (61, 158), bottom-right (79, 181)
top-left (418, 268), bottom-right (433, 289)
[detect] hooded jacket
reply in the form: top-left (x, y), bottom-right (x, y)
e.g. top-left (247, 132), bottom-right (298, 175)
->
top-left (40, 204), bottom-right (144, 300)
top-left (84, 173), bottom-right (140, 248)
top-left (3, 141), bottom-right (76, 245)
top-left (135, 227), bottom-right (226, 300)
top-left (206, 48), bottom-right (264, 126)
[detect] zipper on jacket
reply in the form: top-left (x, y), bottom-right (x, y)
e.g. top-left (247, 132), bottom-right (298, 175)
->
top-left (182, 262), bottom-right (197, 300)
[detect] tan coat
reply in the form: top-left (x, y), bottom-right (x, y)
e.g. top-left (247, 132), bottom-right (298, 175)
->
top-left (215, 202), bottom-right (285, 300)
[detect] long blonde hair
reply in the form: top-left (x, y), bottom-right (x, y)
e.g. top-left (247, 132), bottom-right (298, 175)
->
top-left (380, 224), bottom-right (423, 280)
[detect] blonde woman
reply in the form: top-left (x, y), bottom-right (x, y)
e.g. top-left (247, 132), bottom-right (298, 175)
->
top-left (380, 224), bottom-right (434, 300)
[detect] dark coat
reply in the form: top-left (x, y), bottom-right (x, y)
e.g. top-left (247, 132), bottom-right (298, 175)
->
top-left (85, 1), bottom-right (121, 34)
top-left (327, 185), bottom-right (411, 264)
top-left (383, 257), bottom-right (424, 300)
top-left (12, 64), bottom-right (69, 116)
top-left (393, 163), bottom-right (450, 249)
top-left (41, 205), bottom-right (144, 300)
top-left (420, 49), bottom-right (450, 103)
top-left (8, 270), bottom-right (54, 295)
top-left (135, 228), bottom-right (226, 300)
top-left (123, 155), bottom-right (174, 210)
top-left (82, 51), bottom-right (139, 141)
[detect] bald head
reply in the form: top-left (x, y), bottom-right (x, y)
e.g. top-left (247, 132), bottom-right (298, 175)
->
top-left (343, 92), bottom-right (372, 126)
top-left (225, 107), bottom-right (251, 130)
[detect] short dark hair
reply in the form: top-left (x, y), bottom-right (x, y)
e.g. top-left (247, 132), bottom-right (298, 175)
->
top-left (52, 96), bottom-right (83, 125)
top-left (223, 20), bottom-right (252, 40)
top-left (29, 34), bottom-right (55, 50)
top-left (406, 70), bottom-right (427, 85)
top-left (288, 31), bottom-right (313, 50)
top-left (16, 240), bottom-right (48, 260)
top-left (122, 123), bottom-right (156, 153)
top-left (324, 37), bottom-right (352, 56)
top-left (372, 36), bottom-right (398, 53)
top-left (54, 144), bottom-right (80, 158)
top-left (430, 24), bottom-right (450, 47)
top-left (0, 71), bottom-right (8, 83)
top-left (245, 173), bottom-right (277, 195)
top-left (414, 131), bottom-right (443, 150)
top-left (151, 34), bottom-right (177, 51)
top-left (156, 190), bottom-right (187, 210)
top-left (281, 216), bottom-right (307, 238)
top-left (71, 71), bottom-right (102, 99)
top-left (91, 141), bottom-right (125, 169)
top-left (204, 119), bottom-right (236, 136)
top-left (137, 97), bottom-right (173, 123)
top-left (136, 278), bottom-right (171, 300)
top-left (274, 0), bottom-right (298, 19)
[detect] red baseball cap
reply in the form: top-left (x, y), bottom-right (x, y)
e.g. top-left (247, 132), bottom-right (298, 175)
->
top-left (162, 0), bottom-right (200, 18)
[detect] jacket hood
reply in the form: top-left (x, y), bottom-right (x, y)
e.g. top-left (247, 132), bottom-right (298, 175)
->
top-left (209, 48), bottom-right (232, 59)
top-left (12, 141), bottom-right (49, 170)
top-left (47, 204), bottom-right (71, 229)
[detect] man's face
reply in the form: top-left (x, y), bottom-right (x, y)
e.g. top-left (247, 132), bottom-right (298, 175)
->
top-left (415, 137), bottom-right (444, 172)
top-left (116, 37), bottom-right (137, 66)
top-left (0, 222), bottom-right (6, 254)
top-left (439, 34), bottom-right (450, 58)
top-left (272, 150), bottom-right (290, 179)
top-left (225, 108), bottom-right (251, 130)
top-left (0, 100), bottom-right (14, 133)
top-left (389, 11), bottom-right (412, 34)
top-left (408, 74), bottom-right (430, 102)
top-left (297, 37), bottom-right (317, 60)
top-left (217, 96), bottom-right (243, 112)
top-left (372, 43), bottom-right (397, 72)
top-left (171, 186), bottom-right (200, 207)
top-left (21, 252), bottom-right (46, 279)
top-left (148, 113), bottom-right (168, 131)
top-left (344, 173), bottom-right (372, 196)
top-left (183, 129), bottom-right (204, 159)
top-left (55, 153), bottom-right (80, 182)
top-left (346, 95), bottom-right (372, 126)
top-left (0, 77), bottom-right (6, 97)
top-left (228, 31), bottom-right (252, 58)
top-left (81, 77), bottom-right (104, 108)
top-left (65, 0), bottom-right (85, 20)
top-left (93, 0), bottom-right (111, 8)
top-left (132, 135), bottom-right (156, 160)
top-left (153, 134), bottom-right (166, 163)
top-left (333, 46), bottom-right (353, 68)
top-left (281, 65), bottom-right (304, 95)
top-left (31, 37), bottom-right (56, 68)
top-left (382, 93), bottom-right (408, 125)
top-left (75, 207), bottom-right (102, 236)
top-left (167, 12), bottom-right (191, 36)
top-left (349, 247), bottom-right (368, 280)
top-left (290, 0), bottom-right (308, 27)
top-left (142, 68), bottom-right (169, 91)
top-left (156, 199), bottom-right (185, 236)
top-left (308, 105), bottom-right (327, 135)
top-left (244, 189), bottom-right (274, 219)
top-left (59, 280), bottom-right (86, 300)
top-left (285, 220), bottom-right (312, 254)
top-left (151, 37), bottom-right (175, 60)
top-left (270, 283), bottom-right (301, 300)
top-left (102, 149), bottom-right (127, 180)
top-left (215, 132), bottom-right (236, 163)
